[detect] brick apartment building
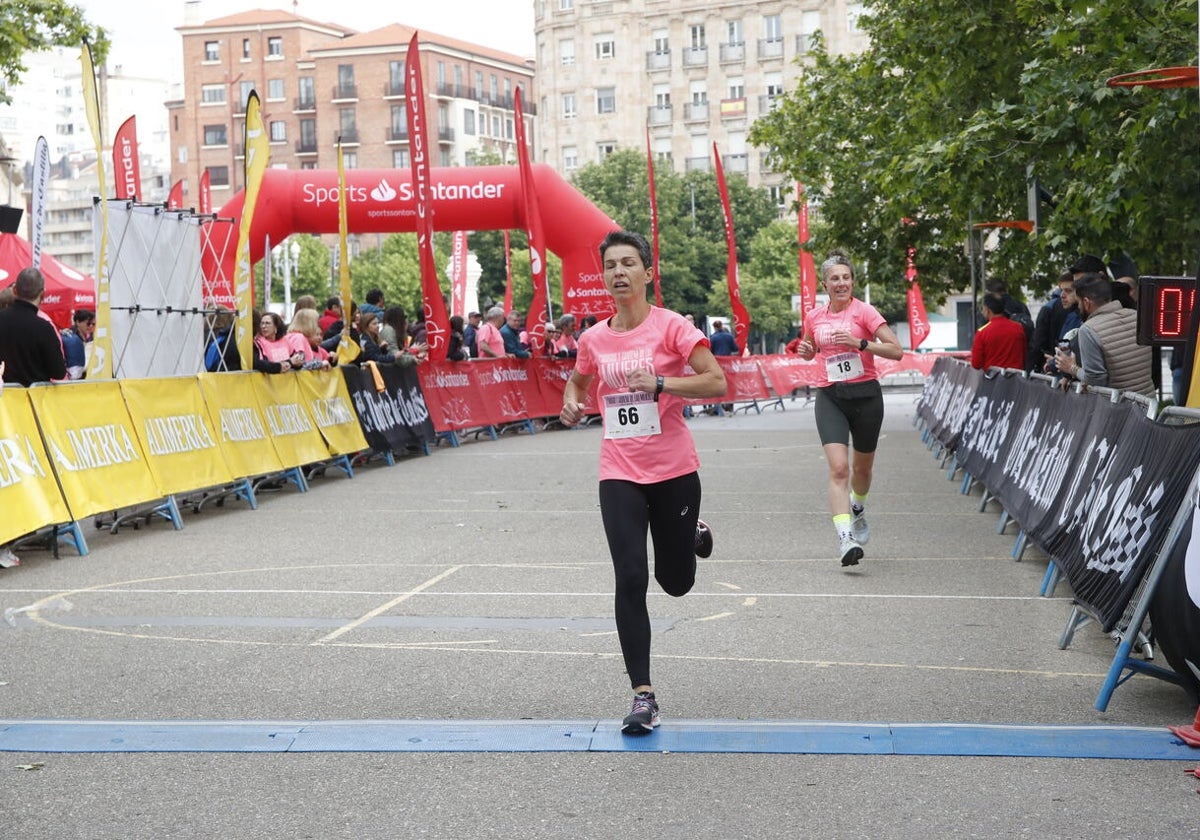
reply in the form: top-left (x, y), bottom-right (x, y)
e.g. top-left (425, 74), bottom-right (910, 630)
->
top-left (168, 9), bottom-right (535, 211)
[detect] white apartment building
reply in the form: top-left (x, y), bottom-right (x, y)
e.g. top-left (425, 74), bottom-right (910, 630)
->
top-left (533, 0), bottom-right (867, 200)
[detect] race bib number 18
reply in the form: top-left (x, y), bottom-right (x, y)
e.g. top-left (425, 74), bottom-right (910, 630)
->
top-left (602, 392), bottom-right (662, 439)
top-left (826, 352), bottom-right (864, 382)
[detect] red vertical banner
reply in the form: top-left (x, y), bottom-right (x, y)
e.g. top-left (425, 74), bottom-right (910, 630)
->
top-left (514, 87), bottom-right (549, 353)
top-left (450, 229), bottom-right (469, 318)
top-left (712, 144), bottom-right (751, 354)
top-left (645, 126), bottom-right (663, 307)
top-left (405, 32), bottom-right (451, 361)
top-left (167, 179), bottom-right (183, 210)
top-left (905, 244), bottom-right (931, 350)
top-left (112, 116), bottom-right (140, 200)
top-left (796, 180), bottom-right (817, 324)
top-left (502, 229), bottom-right (514, 313)
top-left (198, 169), bottom-right (211, 215)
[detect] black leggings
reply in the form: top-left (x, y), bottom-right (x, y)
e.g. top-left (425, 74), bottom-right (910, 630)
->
top-left (599, 472), bottom-right (701, 689)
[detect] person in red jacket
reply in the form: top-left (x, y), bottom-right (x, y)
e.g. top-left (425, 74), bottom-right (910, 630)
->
top-left (971, 293), bottom-right (1028, 371)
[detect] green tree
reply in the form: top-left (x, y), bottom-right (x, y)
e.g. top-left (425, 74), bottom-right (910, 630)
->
top-left (0, 1), bottom-right (108, 103)
top-left (750, 0), bottom-right (1199, 304)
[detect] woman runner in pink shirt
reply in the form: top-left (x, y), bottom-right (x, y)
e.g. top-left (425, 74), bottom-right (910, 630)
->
top-left (795, 250), bottom-right (903, 568)
top-left (560, 230), bottom-right (726, 735)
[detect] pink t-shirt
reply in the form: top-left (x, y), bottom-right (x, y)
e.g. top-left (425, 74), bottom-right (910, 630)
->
top-left (805, 298), bottom-right (887, 388)
top-left (476, 321), bottom-right (504, 358)
top-left (575, 307), bottom-right (709, 483)
top-left (254, 335), bottom-right (293, 363)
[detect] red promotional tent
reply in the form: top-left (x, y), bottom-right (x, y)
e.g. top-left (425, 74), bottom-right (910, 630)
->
top-left (0, 232), bottom-right (96, 329)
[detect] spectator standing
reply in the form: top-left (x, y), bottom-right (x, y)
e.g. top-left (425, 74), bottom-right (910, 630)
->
top-left (553, 315), bottom-right (579, 358)
top-left (559, 230), bottom-right (725, 736)
top-left (708, 319), bottom-right (739, 356)
top-left (204, 306), bottom-right (242, 372)
top-left (286, 309), bottom-right (332, 370)
top-left (360, 289), bottom-right (385, 320)
top-left (0, 268), bottom-right (68, 385)
top-left (1027, 271), bottom-right (1080, 373)
top-left (476, 307), bottom-right (505, 358)
top-left (501, 310), bottom-right (530, 358)
top-left (318, 296), bottom-right (342, 335)
top-left (463, 311), bottom-right (482, 358)
top-left (446, 315), bottom-right (468, 361)
top-left (253, 311), bottom-right (303, 373)
top-left (61, 308), bottom-right (95, 379)
top-left (1055, 273), bottom-right (1154, 396)
top-left (971, 294), bottom-right (1028, 371)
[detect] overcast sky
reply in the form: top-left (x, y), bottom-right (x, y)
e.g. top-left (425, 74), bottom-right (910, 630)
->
top-left (76, 0), bottom-right (536, 83)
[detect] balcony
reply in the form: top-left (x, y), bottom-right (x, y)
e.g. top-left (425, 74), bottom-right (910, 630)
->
top-left (795, 33), bottom-right (816, 55)
top-left (758, 38), bottom-right (784, 60)
top-left (438, 127), bottom-right (455, 143)
top-left (293, 96), bottom-right (316, 112)
top-left (645, 50), bottom-right (670, 71)
top-left (722, 153), bottom-right (748, 174)
top-left (682, 46), bottom-right (708, 68)
top-left (683, 102), bottom-right (708, 122)
top-left (295, 139), bottom-right (318, 155)
top-left (684, 156), bottom-right (710, 172)
top-left (758, 94), bottom-right (783, 115)
top-left (385, 81), bottom-right (405, 98)
top-left (646, 104), bottom-right (672, 126)
top-left (387, 127), bottom-right (409, 143)
top-left (719, 42), bottom-right (745, 63)
top-left (335, 128), bottom-right (360, 145)
top-left (331, 83), bottom-right (358, 101)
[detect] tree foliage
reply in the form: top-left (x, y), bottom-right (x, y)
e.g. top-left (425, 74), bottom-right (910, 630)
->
top-left (0, 1), bottom-right (108, 104)
top-left (750, 0), bottom-right (1199, 305)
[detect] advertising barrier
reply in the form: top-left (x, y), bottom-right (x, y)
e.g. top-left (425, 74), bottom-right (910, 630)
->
top-left (297, 368), bottom-right (371, 456)
top-left (251, 372), bottom-right (335, 469)
top-left (341, 363), bottom-right (435, 454)
top-left (0, 387), bottom-right (71, 544)
top-left (197, 372), bottom-right (284, 479)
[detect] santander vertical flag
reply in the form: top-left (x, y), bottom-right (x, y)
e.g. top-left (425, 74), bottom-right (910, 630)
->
top-left (645, 126), bottom-right (663, 307)
top-left (502, 229), bottom-right (514, 314)
top-left (905, 245), bottom-right (931, 350)
top-left (198, 169), bottom-right (212, 215)
top-left (404, 32), bottom-right (451, 361)
top-left (796, 180), bottom-right (817, 324)
top-left (713, 144), bottom-right (751, 353)
top-left (112, 116), bottom-right (141, 200)
top-left (514, 86), bottom-right (550, 353)
top-left (449, 230), bottom-right (469, 318)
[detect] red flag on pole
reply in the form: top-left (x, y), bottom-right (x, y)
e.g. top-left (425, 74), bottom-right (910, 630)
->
top-left (712, 144), bottom-right (751, 354)
top-left (503, 229), bottom-right (514, 314)
top-left (404, 32), bottom-right (451, 361)
top-left (450, 230), bottom-right (469, 318)
top-left (112, 116), bottom-right (141, 201)
top-left (905, 245), bottom-right (931, 350)
top-left (514, 87), bottom-right (550, 353)
top-left (796, 180), bottom-right (817, 324)
top-left (167, 179), bottom-right (183, 210)
top-left (198, 169), bottom-right (211, 215)
top-left (645, 126), bottom-right (663, 307)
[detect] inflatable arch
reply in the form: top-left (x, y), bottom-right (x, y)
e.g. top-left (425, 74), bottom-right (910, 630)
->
top-left (208, 164), bottom-right (618, 318)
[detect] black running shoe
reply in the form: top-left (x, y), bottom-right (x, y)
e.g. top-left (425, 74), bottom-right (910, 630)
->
top-left (695, 519), bottom-right (714, 558)
top-left (621, 691), bottom-right (660, 734)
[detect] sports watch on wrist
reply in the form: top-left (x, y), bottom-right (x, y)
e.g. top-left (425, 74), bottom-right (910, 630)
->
top-left (859, 339), bottom-right (869, 351)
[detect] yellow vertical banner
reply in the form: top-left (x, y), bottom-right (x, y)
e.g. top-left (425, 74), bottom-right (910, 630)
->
top-left (295, 369), bottom-right (369, 455)
top-left (234, 91), bottom-right (270, 369)
top-left (80, 40), bottom-right (111, 379)
top-left (251, 373), bottom-right (333, 468)
top-left (0, 388), bottom-right (72, 544)
top-left (119, 377), bottom-right (234, 495)
top-left (335, 142), bottom-right (360, 363)
top-left (27, 381), bottom-right (160, 520)
top-left (197, 372), bottom-right (285, 479)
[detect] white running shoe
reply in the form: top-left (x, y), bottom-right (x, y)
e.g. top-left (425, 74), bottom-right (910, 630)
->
top-left (838, 533), bottom-right (863, 567)
top-left (851, 510), bottom-right (870, 546)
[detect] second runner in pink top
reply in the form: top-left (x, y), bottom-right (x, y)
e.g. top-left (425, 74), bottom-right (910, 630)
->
top-left (804, 297), bottom-right (886, 388)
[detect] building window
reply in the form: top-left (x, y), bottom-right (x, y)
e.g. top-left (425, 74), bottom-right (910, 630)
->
top-left (337, 65), bottom-right (356, 98)
top-left (559, 40), bottom-right (575, 66)
top-left (269, 121), bottom-right (286, 142)
top-left (596, 86), bottom-right (615, 114)
top-left (492, 114), bottom-right (501, 136)
top-left (559, 0), bottom-right (573, 9)
top-left (653, 30), bottom-right (669, 54)
top-left (455, 65), bottom-right (464, 87)
top-left (201, 84), bottom-right (226, 105)
top-left (206, 165), bottom-right (229, 187)
top-left (562, 93), bottom-right (577, 118)
top-left (267, 36), bottom-right (283, 57)
top-left (689, 25), bottom-right (706, 49)
top-left (204, 41), bottom-right (219, 61)
top-left (474, 71), bottom-right (484, 98)
top-left (848, 3), bottom-right (865, 33)
top-left (594, 34), bottom-right (615, 60)
top-left (440, 149), bottom-right (452, 167)
top-left (597, 142), bottom-right (617, 161)
top-left (387, 61), bottom-right (404, 96)
top-left (437, 61), bottom-right (446, 86)
top-left (727, 20), bottom-right (743, 45)
top-left (300, 161), bottom-right (317, 170)
top-left (267, 79), bottom-right (285, 100)
top-left (563, 146), bottom-right (578, 171)
top-left (241, 39), bottom-right (250, 59)
top-left (300, 119), bottom-right (316, 146)
top-left (490, 74), bottom-right (498, 101)
top-left (343, 152), bottom-right (357, 169)
top-left (463, 108), bottom-right (476, 135)
top-left (390, 105), bottom-right (407, 136)
top-left (239, 80), bottom-right (255, 107)
top-left (203, 124), bottom-right (227, 146)
top-left (728, 77), bottom-right (745, 99)
top-left (764, 14), bottom-right (782, 41)
top-left (340, 107), bottom-right (357, 136)
top-left (506, 118), bottom-right (514, 140)
top-left (393, 149), bottom-right (410, 168)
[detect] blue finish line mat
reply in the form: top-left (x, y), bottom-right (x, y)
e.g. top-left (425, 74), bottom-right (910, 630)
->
top-left (0, 719), bottom-right (1196, 759)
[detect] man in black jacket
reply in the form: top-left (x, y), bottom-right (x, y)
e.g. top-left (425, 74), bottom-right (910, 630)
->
top-left (0, 268), bottom-right (67, 386)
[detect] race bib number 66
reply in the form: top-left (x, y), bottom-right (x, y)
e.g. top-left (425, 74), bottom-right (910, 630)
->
top-left (602, 392), bottom-right (662, 439)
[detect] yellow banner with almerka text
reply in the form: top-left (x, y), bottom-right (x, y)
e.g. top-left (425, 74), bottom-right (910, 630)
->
top-left (120, 377), bottom-right (234, 495)
top-left (251, 373), bottom-right (332, 468)
top-left (27, 381), bottom-right (160, 520)
top-left (197, 372), bottom-right (285, 479)
top-left (296, 369), bottom-right (369, 456)
top-left (0, 387), bottom-right (72, 544)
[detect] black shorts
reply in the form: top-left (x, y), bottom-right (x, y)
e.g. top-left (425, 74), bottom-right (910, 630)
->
top-left (814, 380), bottom-right (885, 452)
